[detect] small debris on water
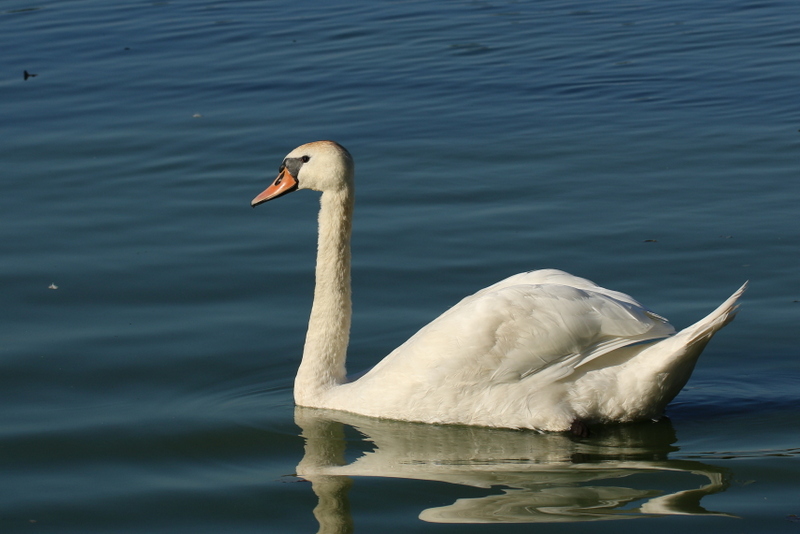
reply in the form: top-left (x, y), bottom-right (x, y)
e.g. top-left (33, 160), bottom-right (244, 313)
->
top-left (48, 283), bottom-right (58, 290)
top-left (192, 113), bottom-right (203, 118)
top-left (643, 239), bottom-right (658, 243)
top-left (24, 70), bottom-right (37, 80)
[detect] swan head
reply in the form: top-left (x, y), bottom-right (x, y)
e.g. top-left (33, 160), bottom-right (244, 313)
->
top-left (251, 141), bottom-right (354, 207)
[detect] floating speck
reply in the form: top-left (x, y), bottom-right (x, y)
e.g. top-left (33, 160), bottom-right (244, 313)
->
top-left (192, 113), bottom-right (203, 118)
top-left (643, 239), bottom-right (658, 243)
top-left (48, 283), bottom-right (58, 290)
top-left (24, 70), bottom-right (37, 80)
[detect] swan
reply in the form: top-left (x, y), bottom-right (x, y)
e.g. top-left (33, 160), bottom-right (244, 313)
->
top-left (252, 140), bottom-right (746, 434)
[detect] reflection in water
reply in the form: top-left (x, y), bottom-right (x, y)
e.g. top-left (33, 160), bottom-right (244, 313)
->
top-left (295, 407), bottom-right (732, 531)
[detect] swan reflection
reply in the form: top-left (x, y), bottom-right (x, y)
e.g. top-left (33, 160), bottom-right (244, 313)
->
top-left (295, 407), bottom-right (732, 529)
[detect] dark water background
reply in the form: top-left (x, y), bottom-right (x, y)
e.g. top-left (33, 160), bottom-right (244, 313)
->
top-left (2, 0), bottom-right (799, 532)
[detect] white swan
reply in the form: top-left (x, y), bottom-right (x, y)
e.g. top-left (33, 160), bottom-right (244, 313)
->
top-left (252, 140), bottom-right (746, 434)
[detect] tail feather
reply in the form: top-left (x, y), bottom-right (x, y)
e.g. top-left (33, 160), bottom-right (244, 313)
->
top-left (683, 281), bottom-right (748, 343)
top-left (637, 281), bottom-right (748, 374)
top-left (623, 281), bottom-right (749, 417)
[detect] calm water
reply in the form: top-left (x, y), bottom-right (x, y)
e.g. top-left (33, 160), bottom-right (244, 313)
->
top-left (2, 0), bottom-right (799, 532)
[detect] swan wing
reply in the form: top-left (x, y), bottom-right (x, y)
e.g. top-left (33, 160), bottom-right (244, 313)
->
top-left (360, 270), bottom-right (675, 389)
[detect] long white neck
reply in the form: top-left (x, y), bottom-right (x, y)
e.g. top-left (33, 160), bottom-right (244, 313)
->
top-left (294, 186), bottom-right (354, 406)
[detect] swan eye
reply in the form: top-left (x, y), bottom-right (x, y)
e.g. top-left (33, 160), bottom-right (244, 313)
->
top-left (283, 156), bottom-right (307, 178)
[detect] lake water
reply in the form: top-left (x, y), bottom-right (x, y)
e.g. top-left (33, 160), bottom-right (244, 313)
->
top-left (2, 0), bottom-right (799, 532)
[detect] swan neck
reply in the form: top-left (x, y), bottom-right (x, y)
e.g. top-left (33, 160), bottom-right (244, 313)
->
top-left (295, 187), bottom-right (353, 405)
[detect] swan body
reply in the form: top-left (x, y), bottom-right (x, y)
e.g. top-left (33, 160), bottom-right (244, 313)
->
top-left (252, 140), bottom-right (746, 433)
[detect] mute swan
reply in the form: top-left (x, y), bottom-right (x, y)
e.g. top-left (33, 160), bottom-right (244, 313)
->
top-left (252, 140), bottom-right (746, 434)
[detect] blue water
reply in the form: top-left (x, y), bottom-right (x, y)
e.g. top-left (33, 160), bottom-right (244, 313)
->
top-left (2, 0), bottom-right (799, 532)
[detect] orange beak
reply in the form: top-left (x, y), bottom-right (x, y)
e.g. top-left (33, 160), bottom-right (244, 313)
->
top-left (251, 168), bottom-right (299, 207)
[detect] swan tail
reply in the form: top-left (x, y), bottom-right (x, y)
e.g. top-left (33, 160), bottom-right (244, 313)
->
top-left (643, 281), bottom-right (748, 374)
top-left (680, 280), bottom-right (748, 346)
top-left (611, 282), bottom-right (748, 419)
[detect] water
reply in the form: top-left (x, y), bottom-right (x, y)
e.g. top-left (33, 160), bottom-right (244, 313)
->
top-left (1, 0), bottom-right (799, 532)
